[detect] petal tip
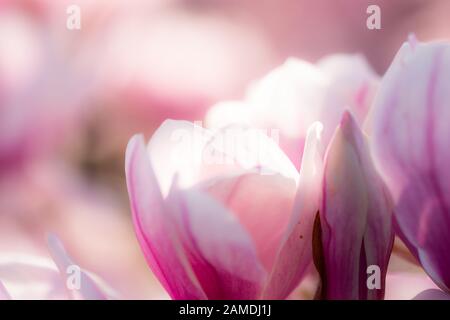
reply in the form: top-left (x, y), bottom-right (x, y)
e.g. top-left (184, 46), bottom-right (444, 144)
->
top-left (307, 121), bottom-right (323, 141)
top-left (338, 110), bottom-right (360, 140)
top-left (125, 134), bottom-right (147, 171)
top-left (408, 33), bottom-right (418, 50)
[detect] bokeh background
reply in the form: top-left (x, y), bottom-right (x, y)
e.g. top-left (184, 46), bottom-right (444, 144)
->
top-left (1, 0), bottom-right (449, 299)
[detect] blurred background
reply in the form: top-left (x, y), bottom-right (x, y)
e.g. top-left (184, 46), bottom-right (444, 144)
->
top-left (0, 0), bottom-right (449, 299)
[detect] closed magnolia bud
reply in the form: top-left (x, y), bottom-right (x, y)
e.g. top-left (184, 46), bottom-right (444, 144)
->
top-left (316, 111), bottom-right (394, 300)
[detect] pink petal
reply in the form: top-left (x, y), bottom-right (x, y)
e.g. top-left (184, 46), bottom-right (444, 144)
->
top-left (148, 119), bottom-right (299, 195)
top-left (206, 173), bottom-right (296, 274)
top-left (371, 40), bottom-right (450, 291)
top-left (166, 182), bottom-right (267, 299)
top-left (317, 54), bottom-right (378, 126)
top-left (147, 120), bottom-right (300, 265)
top-left (47, 234), bottom-right (110, 300)
top-left (202, 126), bottom-right (299, 180)
top-left (0, 254), bottom-right (66, 299)
top-left (319, 112), bottom-right (394, 299)
top-left (239, 55), bottom-right (378, 166)
top-left (125, 134), bottom-right (206, 299)
top-left (147, 120), bottom-right (211, 196)
top-left (205, 101), bottom-right (252, 129)
top-left (0, 281), bottom-right (11, 300)
top-left (263, 122), bottom-right (324, 299)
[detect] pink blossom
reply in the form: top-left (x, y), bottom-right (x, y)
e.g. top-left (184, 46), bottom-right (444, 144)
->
top-left (125, 119), bottom-right (324, 299)
top-left (206, 55), bottom-right (378, 167)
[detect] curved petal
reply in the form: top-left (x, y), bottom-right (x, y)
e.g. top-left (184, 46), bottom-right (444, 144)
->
top-left (204, 101), bottom-right (252, 129)
top-left (371, 40), bottom-right (450, 291)
top-left (207, 126), bottom-right (299, 181)
top-left (263, 122), bottom-right (324, 299)
top-left (166, 183), bottom-right (267, 299)
top-left (0, 281), bottom-right (11, 300)
top-left (148, 120), bottom-right (298, 196)
top-left (317, 54), bottom-right (378, 126)
top-left (319, 112), bottom-right (394, 299)
top-left (246, 58), bottom-right (327, 139)
top-left (47, 234), bottom-right (112, 300)
top-left (125, 134), bottom-right (206, 299)
top-left (0, 254), bottom-right (65, 299)
top-left (147, 120), bottom-right (211, 196)
top-left (240, 55), bottom-right (378, 167)
top-left (206, 173), bottom-right (296, 273)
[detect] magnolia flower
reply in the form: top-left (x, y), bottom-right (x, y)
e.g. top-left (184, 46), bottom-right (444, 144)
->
top-left (314, 112), bottom-right (394, 300)
top-left (0, 235), bottom-right (113, 300)
top-left (125, 119), bottom-right (324, 299)
top-left (371, 39), bottom-right (450, 293)
top-left (206, 54), bottom-right (378, 167)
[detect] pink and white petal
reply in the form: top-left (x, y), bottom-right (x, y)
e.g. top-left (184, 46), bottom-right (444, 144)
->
top-left (416, 208), bottom-right (450, 292)
top-left (244, 55), bottom-right (378, 168)
top-left (371, 41), bottom-right (436, 190)
top-left (205, 172), bottom-right (296, 275)
top-left (201, 125), bottom-right (299, 182)
top-left (47, 234), bottom-right (111, 300)
top-left (371, 41), bottom-right (450, 291)
top-left (0, 254), bottom-right (66, 299)
top-left (146, 120), bottom-right (211, 196)
top-left (166, 183), bottom-right (267, 299)
top-left (149, 119), bottom-right (299, 193)
top-left (263, 122), bottom-right (324, 299)
top-left (0, 281), bottom-right (11, 300)
top-left (245, 58), bottom-right (328, 140)
top-left (317, 54), bottom-right (379, 125)
top-left (125, 135), bottom-right (206, 299)
top-left (204, 101), bottom-right (252, 129)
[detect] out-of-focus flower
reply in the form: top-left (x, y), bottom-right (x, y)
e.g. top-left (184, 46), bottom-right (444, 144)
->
top-left (206, 55), bottom-right (378, 167)
top-left (125, 119), bottom-right (324, 299)
top-left (371, 39), bottom-right (450, 293)
top-left (0, 162), bottom-right (166, 299)
top-left (0, 5), bottom-right (91, 174)
top-left (314, 112), bottom-right (394, 300)
top-left (0, 235), bottom-right (113, 300)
